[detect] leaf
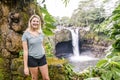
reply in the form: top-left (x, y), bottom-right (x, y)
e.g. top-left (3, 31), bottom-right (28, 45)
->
top-left (101, 71), bottom-right (112, 80)
top-left (113, 5), bottom-right (120, 14)
top-left (115, 34), bottom-right (120, 40)
top-left (107, 48), bottom-right (120, 57)
top-left (40, 7), bottom-right (49, 15)
top-left (112, 14), bottom-right (120, 21)
top-left (110, 61), bottom-right (120, 68)
top-left (96, 59), bottom-right (108, 68)
top-left (45, 23), bottom-right (56, 29)
top-left (43, 28), bottom-right (54, 36)
top-left (111, 56), bottom-right (120, 61)
top-left (114, 23), bottom-right (120, 29)
top-left (62, 0), bottom-right (70, 7)
top-left (44, 15), bottom-right (55, 23)
top-left (40, 6), bottom-right (55, 36)
top-left (112, 40), bottom-right (120, 49)
top-left (42, 0), bottom-right (45, 3)
top-left (112, 9), bottom-right (120, 14)
top-left (112, 67), bottom-right (120, 80)
top-left (113, 67), bottom-right (120, 73)
top-left (19, 51), bottom-right (23, 56)
top-left (112, 48), bottom-right (120, 53)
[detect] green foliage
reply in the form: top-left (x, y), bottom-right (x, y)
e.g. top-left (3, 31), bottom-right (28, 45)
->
top-left (106, 48), bottom-right (120, 58)
top-left (96, 59), bottom-right (108, 68)
top-left (71, 0), bottom-right (105, 29)
top-left (40, 6), bottom-right (56, 36)
top-left (112, 40), bottom-right (120, 49)
top-left (64, 63), bottom-right (92, 80)
top-left (62, 0), bottom-right (70, 7)
top-left (0, 58), bottom-right (4, 80)
top-left (59, 16), bottom-right (71, 26)
top-left (96, 56), bottom-right (120, 80)
top-left (45, 41), bottom-right (54, 57)
top-left (19, 51), bottom-right (23, 57)
top-left (82, 4), bottom-right (120, 80)
top-left (112, 5), bottom-right (120, 14)
top-left (112, 14), bottom-right (120, 21)
top-left (64, 63), bottom-right (74, 80)
top-left (114, 23), bottom-right (120, 29)
top-left (109, 5), bottom-right (120, 48)
top-left (0, 69), bottom-right (4, 80)
top-left (83, 53), bottom-right (120, 80)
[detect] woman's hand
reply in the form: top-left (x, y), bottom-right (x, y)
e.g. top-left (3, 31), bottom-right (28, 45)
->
top-left (24, 67), bottom-right (29, 76)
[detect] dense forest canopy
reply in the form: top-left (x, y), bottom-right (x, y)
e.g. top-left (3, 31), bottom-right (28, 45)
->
top-left (54, 0), bottom-right (120, 33)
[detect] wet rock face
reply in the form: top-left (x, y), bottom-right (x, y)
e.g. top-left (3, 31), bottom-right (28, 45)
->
top-left (5, 30), bottom-right (22, 53)
top-left (0, 6), bottom-right (3, 21)
top-left (54, 29), bottom-right (81, 58)
top-left (53, 29), bottom-right (73, 58)
top-left (8, 12), bottom-right (22, 32)
top-left (0, 9), bottom-right (24, 59)
top-left (0, 1), bottom-right (36, 58)
top-left (55, 29), bottom-right (71, 44)
top-left (55, 40), bottom-right (73, 58)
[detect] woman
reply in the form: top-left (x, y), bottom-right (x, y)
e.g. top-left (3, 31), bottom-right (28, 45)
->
top-left (22, 14), bottom-right (50, 80)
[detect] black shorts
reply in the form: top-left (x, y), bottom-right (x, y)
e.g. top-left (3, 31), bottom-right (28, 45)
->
top-left (28, 55), bottom-right (47, 67)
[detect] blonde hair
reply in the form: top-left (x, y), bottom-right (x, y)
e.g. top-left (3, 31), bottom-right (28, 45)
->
top-left (27, 14), bottom-right (42, 33)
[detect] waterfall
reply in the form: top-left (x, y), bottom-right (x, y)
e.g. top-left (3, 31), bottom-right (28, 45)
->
top-left (55, 26), bottom-right (98, 62)
top-left (66, 27), bottom-right (98, 62)
top-left (68, 28), bottom-right (80, 56)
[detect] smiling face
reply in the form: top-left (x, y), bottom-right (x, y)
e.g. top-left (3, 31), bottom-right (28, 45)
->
top-left (30, 17), bottom-right (40, 30)
top-left (28, 15), bottom-right (42, 32)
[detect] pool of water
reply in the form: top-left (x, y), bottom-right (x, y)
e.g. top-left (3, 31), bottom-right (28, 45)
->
top-left (67, 50), bottom-right (103, 72)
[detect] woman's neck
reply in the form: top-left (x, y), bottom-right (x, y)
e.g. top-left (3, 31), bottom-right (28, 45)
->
top-left (31, 28), bottom-right (38, 32)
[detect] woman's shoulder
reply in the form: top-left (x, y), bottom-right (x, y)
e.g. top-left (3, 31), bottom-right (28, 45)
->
top-left (22, 30), bottom-right (29, 36)
top-left (40, 32), bottom-right (45, 36)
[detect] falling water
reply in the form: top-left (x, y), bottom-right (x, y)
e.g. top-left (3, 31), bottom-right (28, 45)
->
top-left (66, 27), bottom-right (98, 62)
top-left (68, 28), bottom-right (80, 56)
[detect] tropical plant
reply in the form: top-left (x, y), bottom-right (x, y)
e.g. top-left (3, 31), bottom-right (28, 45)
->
top-left (96, 56), bottom-right (120, 80)
top-left (45, 40), bottom-right (54, 57)
top-left (37, 0), bottom-right (70, 35)
top-left (38, 5), bottom-right (56, 36)
top-left (71, 0), bottom-right (105, 28)
top-left (89, 4), bottom-right (120, 80)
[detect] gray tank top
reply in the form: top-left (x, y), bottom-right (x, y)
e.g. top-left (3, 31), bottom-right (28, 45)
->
top-left (22, 31), bottom-right (45, 59)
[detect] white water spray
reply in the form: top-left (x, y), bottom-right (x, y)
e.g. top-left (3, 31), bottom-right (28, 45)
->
top-left (68, 28), bottom-right (80, 56)
top-left (66, 27), bottom-right (98, 62)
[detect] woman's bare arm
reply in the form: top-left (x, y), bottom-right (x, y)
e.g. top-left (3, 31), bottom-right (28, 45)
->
top-left (22, 41), bottom-right (29, 75)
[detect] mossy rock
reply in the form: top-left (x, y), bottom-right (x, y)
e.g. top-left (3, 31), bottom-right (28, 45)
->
top-left (0, 58), bottom-right (4, 68)
top-left (11, 58), bottom-right (23, 71)
top-left (53, 74), bottom-right (66, 80)
top-left (0, 69), bottom-right (4, 80)
top-left (0, 58), bottom-right (9, 80)
top-left (47, 57), bottom-right (67, 65)
top-left (11, 57), bottom-right (68, 80)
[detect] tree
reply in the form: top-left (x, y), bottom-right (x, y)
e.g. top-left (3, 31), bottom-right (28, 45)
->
top-left (0, 0), bottom-right (69, 79)
top-left (70, 0), bottom-right (107, 33)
